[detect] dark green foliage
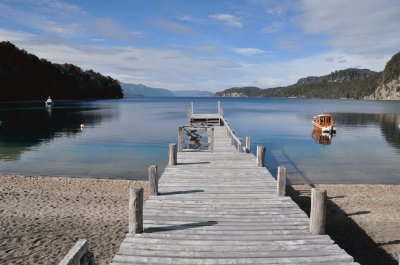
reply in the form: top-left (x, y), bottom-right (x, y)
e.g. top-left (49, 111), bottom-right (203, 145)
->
top-left (0, 41), bottom-right (123, 102)
top-left (217, 56), bottom-right (400, 99)
top-left (382, 51), bottom-right (400, 83)
top-left (215, 86), bottom-right (262, 97)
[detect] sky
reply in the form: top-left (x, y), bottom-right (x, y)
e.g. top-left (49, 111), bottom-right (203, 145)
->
top-left (1, 0), bottom-right (399, 92)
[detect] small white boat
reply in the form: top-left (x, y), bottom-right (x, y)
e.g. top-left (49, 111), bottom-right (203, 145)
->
top-left (45, 96), bottom-right (53, 107)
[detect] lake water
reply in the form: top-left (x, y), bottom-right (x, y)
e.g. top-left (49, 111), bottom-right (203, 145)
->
top-left (0, 98), bottom-right (399, 184)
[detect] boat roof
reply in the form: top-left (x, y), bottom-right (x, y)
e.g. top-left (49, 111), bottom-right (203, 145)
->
top-left (314, 113), bottom-right (333, 117)
top-left (313, 113), bottom-right (333, 119)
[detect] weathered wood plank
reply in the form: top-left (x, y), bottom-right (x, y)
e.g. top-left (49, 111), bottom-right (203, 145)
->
top-left (111, 109), bottom-right (356, 265)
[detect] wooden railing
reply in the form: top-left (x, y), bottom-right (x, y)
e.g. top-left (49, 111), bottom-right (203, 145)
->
top-left (220, 115), bottom-right (248, 153)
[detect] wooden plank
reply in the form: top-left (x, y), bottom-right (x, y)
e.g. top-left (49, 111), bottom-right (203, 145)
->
top-left (111, 108), bottom-right (356, 265)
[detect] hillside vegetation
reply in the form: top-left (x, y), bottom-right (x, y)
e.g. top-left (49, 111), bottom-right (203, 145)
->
top-left (0, 41), bottom-right (123, 102)
top-left (217, 52), bottom-right (400, 100)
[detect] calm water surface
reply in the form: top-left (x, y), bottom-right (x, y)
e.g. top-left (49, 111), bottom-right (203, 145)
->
top-left (0, 98), bottom-right (399, 184)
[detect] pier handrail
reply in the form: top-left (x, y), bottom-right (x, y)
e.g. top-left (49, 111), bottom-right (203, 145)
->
top-left (220, 115), bottom-right (246, 152)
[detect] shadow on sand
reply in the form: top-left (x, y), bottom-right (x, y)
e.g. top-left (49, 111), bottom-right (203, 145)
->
top-left (287, 185), bottom-right (398, 265)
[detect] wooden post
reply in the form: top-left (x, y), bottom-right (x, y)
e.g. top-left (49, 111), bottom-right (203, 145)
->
top-left (238, 138), bottom-right (243, 153)
top-left (277, 166), bottom-right (286, 197)
top-left (148, 165), bottom-right (158, 196)
top-left (256, 145), bottom-right (266, 167)
top-left (129, 187), bottom-right (143, 234)
top-left (230, 133), bottom-right (234, 145)
top-left (208, 127), bottom-right (214, 152)
top-left (191, 102), bottom-right (194, 115)
top-left (245, 136), bottom-right (251, 153)
top-left (218, 100), bottom-right (221, 115)
top-left (178, 127), bottom-right (184, 152)
top-left (309, 188), bottom-right (327, 235)
top-left (169, 143), bottom-right (177, 165)
top-left (59, 239), bottom-right (94, 265)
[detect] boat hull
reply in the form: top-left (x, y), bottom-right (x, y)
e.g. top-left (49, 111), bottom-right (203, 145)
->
top-left (312, 121), bottom-right (336, 133)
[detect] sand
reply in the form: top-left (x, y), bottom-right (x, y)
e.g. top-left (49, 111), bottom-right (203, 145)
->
top-left (0, 175), bottom-right (148, 265)
top-left (1, 176), bottom-right (399, 265)
top-left (290, 184), bottom-right (400, 265)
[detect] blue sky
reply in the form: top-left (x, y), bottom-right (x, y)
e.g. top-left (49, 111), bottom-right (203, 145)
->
top-left (1, 0), bottom-right (399, 91)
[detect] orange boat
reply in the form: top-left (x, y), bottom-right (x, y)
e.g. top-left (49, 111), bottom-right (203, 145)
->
top-left (312, 114), bottom-right (336, 133)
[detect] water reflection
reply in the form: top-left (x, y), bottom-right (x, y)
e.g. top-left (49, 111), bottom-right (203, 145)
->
top-left (379, 113), bottom-right (400, 152)
top-left (311, 130), bottom-right (334, 145)
top-left (0, 102), bottom-right (118, 160)
top-left (333, 113), bottom-right (400, 152)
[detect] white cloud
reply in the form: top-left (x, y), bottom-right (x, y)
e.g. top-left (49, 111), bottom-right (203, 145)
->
top-left (261, 22), bottom-right (283, 34)
top-left (0, 1), bottom-right (141, 41)
top-left (209, 14), bottom-right (243, 28)
top-left (266, 5), bottom-right (285, 17)
top-left (276, 39), bottom-right (299, 52)
top-left (232, 48), bottom-right (266, 56)
top-left (153, 18), bottom-right (194, 34)
top-left (299, 0), bottom-right (400, 57)
top-left (196, 44), bottom-right (220, 54)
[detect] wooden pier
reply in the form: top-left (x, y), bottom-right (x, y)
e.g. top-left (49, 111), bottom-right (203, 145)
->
top-left (111, 102), bottom-right (358, 265)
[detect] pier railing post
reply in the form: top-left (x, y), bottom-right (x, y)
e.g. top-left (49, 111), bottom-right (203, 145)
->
top-left (277, 166), bottom-right (286, 197)
top-left (230, 132), bottom-right (234, 145)
top-left (238, 138), bottom-right (243, 153)
top-left (256, 145), bottom-right (266, 167)
top-left (245, 136), bottom-right (251, 153)
top-left (169, 143), bottom-right (177, 165)
top-left (178, 127), bottom-right (184, 152)
top-left (148, 165), bottom-right (158, 196)
top-left (129, 187), bottom-right (143, 234)
top-left (208, 127), bottom-right (214, 152)
top-left (218, 100), bottom-right (221, 115)
top-left (309, 188), bottom-right (327, 235)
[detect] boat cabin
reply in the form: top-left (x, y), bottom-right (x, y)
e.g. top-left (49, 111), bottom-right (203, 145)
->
top-left (313, 114), bottom-right (334, 127)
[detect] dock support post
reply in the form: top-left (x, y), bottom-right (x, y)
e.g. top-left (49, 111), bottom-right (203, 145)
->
top-left (169, 143), bottom-right (177, 165)
top-left (245, 136), bottom-right (251, 153)
top-left (277, 166), bottom-right (286, 197)
top-left (218, 100), bottom-right (221, 115)
top-left (256, 145), bottom-right (266, 167)
top-left (129, 187), bottom-right (143, 234)
top-left (238, 138), bottom-right (243, 153)
top-left (208, 127), bottom-right (214, 152)
top-left (178, 127), bottom-right (184, 152)
top-left (309, 188), bottom-right (327, 235)
top-left (148, 165), bottom-right (158, 196)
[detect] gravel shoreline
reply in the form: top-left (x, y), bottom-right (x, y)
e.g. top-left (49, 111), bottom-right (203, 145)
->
top-left (0, 175), bottom-right (398, 264)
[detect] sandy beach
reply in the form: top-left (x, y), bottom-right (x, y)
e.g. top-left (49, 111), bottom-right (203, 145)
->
top-left (0, 175), bottom-right (148, 265)
top-left (290, 184), bottom-right (400, 265)
top-left (1, 175), bottom-right (399, 265)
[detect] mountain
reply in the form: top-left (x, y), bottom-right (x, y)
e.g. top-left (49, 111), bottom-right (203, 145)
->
top-left (217, 53), bottom-right (400, 100)
top-left (0, 41), bottom-right (122, 102)
top-left (172, 90), bottom-right (215, 97)
top-left (121, 83), bottom-right (215, 97)
top-left (366, 52), bottom-right (400, 100)
top-left (121, 83), bottom-right (174, 97)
